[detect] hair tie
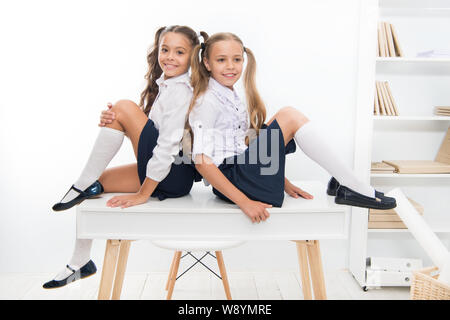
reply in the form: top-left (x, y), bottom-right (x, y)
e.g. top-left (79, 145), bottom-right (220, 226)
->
top-left (201, 43), bottom-right (205, 50)
top-left (243, 47), bottom-right (247, 53)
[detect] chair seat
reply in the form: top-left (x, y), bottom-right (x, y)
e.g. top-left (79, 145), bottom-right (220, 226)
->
top-left (151, 240), bottom-right (245, 252)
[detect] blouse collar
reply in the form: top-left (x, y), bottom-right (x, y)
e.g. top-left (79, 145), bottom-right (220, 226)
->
top-left (156, 72), bottom-right (191, 88)
top-left (208, 77), bottom-right (240, 105)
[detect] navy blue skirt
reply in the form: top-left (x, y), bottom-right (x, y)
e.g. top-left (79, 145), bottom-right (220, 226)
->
top-left (213, 120), bottom-right (296, 207)
top-left (137, 119), bottom-right (201, 201)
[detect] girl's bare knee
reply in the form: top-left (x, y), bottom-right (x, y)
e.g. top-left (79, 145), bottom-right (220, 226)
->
top-left (111, 99), bottom-right (139, 118)
top-left (278, 106), bottom-right (309, 128)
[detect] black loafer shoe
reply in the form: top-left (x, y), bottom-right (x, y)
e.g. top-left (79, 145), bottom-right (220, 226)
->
top-left (335, 185), bottom-right (396, 210)
top-left (52, 181), bottom-right (104, 212)
top-left (43, 260), bottom-right (97, 289)
top-left (327, 177), bottom-right (341, 196)
top-left (327, 177), bottom-right (385, 198)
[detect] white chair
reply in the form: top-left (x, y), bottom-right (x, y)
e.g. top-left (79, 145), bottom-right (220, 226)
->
top-left (152, 240), bottom-right (245, 300)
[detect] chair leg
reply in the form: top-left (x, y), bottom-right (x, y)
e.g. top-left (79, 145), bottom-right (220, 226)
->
top-left (111, 240), bottom-right (132, 300)
top-left (306, 240), bottom-right (327, 300)
top-left (98, 239), bottom-right (121, 300)
top-left (166, 251), bottom-right (182, 300)
top-left (215, 251), bottom-right (232, 300)
top-left (166, 252), bottom-right (178, 291)
top-left (295, 241), bottom-right (313, 300)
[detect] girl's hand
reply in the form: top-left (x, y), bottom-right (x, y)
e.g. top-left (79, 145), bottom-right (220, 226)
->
top-left (285, 182), bottom-right (314, 199)
top-left (106, 192), bottom-right (149, 209)
top-left (98, 102), bottom-right (116, 127)
top-left (239, 199), bottom-right (272, 223)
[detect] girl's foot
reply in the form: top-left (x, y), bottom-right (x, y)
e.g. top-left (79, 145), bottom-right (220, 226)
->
top-left (42, 260), bottom-right (97, 289)
top-left (327, 177), bottom-right (385, 198)
top-left (52, 181), bottom-right (104, 211)
top-left (335, 185), bottom-right (396, 210)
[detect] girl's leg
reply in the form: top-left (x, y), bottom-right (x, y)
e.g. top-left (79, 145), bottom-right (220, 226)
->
top-left (267, 107), bottom-right (375, 198)
top-left (52, 164), bottom-right (140, 282)
top-left (59, 100), bottom-right (147, 204)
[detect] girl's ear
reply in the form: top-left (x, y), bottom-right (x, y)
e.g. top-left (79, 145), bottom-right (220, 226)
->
top-left (203, 57), bottom-right (211, 72)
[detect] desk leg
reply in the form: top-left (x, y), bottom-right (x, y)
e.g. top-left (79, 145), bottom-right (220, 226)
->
top-left (112, 240), bottom-right (132, 300)
top-left (166, 251), bottom-right (182, 300)
top-left (166, 252), bottom-right (178, 291)
top-left (306, 240), bottom-right (327, 300)
top-left (98, 239), bottom-right (120, 300)
top-left (216, 251), bottom-right (232, 300)
top-left (295, 241), bottom-right (312, 300)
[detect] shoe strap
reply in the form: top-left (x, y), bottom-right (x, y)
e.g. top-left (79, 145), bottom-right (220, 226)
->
top-left (66, 265), bottom-right (76, 274)
top-left (71, 185), bottom-right (88, 196)
top-left (59, 185), bottom-right (88, 203)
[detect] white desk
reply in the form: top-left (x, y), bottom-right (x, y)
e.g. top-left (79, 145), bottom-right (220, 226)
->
top-left (76, 180), bottom-right (349, 300)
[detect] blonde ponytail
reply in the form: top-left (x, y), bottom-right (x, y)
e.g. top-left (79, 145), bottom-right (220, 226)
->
top-left (243, 47), bottom-right (266, 133)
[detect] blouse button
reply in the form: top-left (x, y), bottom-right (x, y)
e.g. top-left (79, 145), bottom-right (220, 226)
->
top-left (198, 124), bottom-right (202, 128)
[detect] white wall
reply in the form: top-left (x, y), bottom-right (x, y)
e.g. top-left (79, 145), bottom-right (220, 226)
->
top-left (0, 0), bottom-right (363, 273)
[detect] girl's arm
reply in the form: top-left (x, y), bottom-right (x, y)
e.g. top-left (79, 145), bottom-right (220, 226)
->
top-left (108, 84), bottom-right (191, 208)
top-left (195, 154), bottom-right (272, 223)
top-left (106, 177), bottom-right (158, 208)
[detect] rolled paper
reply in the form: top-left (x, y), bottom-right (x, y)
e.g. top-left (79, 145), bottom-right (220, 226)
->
top-left (386, 188), bottom-right (450, 285)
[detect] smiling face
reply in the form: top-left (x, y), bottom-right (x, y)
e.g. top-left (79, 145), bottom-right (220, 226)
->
top-left (203, 40), bottom-right (244, 89)
top-left (158, 32), bottom-right (193, 79)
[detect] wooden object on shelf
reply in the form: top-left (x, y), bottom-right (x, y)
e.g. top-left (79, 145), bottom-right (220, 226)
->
top-left (378, 22), bottom-right (387, 57)
top-left (374, 81), bottom-right (399, 116)
top-left (390, 23), bottom-right (403, 57)
top-left (369, 198), bottom-right (424, 229)
top-left (380, 81), bottom-right (394, 115)
top-left (382, 160), bottom-right (450, 174)
top-left (377, 21), bottom-right (403, 57)
top-left (368, 221), bottom-right (407, 229)
top-left (434, 107), bottom-right (450, 117)
top-left (384, 22), bottom-right (396, 57)
top-left (375, 81), bottom-right (387, 114)
top-left (370, 197), bottom-right (424, 218)
top-left (371, 161), bottom-right (396, 173)
top-left (435, 127), bottom-right (450, 164)
top-left (384, 81), bottom-right (400, 115)
top-left (374, 87), bottom-right (380, 115)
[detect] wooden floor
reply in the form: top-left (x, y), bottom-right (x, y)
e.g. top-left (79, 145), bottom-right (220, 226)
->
top-left (0, 269), bottom-right (411, 300)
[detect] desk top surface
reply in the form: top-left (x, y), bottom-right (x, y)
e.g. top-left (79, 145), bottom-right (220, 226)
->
top-left (77, 180), bottom-right (345, 214)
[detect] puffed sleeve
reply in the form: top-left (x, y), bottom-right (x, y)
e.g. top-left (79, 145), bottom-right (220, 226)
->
top-left (188, 94), bottom-right (221, 163)
top-left (145, 83), bottom-right (192, 182)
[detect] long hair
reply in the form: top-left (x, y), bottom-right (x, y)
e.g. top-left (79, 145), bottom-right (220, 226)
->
top-left (139, 25), bottom-right (202, 116)
top-left (189, 32), bottom-right (266, 133)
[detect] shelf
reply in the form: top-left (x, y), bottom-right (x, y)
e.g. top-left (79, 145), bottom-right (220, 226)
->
top-left (373, 116), bottom-right (450, 121)
top-left (379, 7), bottom-right (450, 17)
top-left (379, 0), bottom-right (450, 9)
top-left (376, 58), bottom-right (450, 74)
top-left (371, 173), bottom-right (450, 178)
top-left (368, 228), bottom-right (450, 233)
top-left (377, 58), bottom-right (450, 63)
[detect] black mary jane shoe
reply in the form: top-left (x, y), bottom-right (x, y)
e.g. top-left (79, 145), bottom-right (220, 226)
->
top-left (335, 185), bottom-right (396, 210)
top-left (52, 180), bottom-right (104, 212)
top-left (42, 260), bottom-right (97, 289)
top-left (326, 177), bottom-right (385, 198)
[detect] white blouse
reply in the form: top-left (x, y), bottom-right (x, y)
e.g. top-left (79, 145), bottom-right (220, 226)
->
top-left (146, 72), bottom-right (192, 182)
top-left (189, 77), bottom-right (249, 166)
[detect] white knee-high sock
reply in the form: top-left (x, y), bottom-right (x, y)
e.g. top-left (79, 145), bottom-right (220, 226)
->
top-left (54, 239), bottom-right (93, 280)
top-left (61, 127), bottom-right (124, 203)
top-left (293, 121), bottom-right (375, 198)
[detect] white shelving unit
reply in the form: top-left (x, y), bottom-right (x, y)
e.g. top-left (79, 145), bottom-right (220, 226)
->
top-left (349, 0), bottom-right (450, 290)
